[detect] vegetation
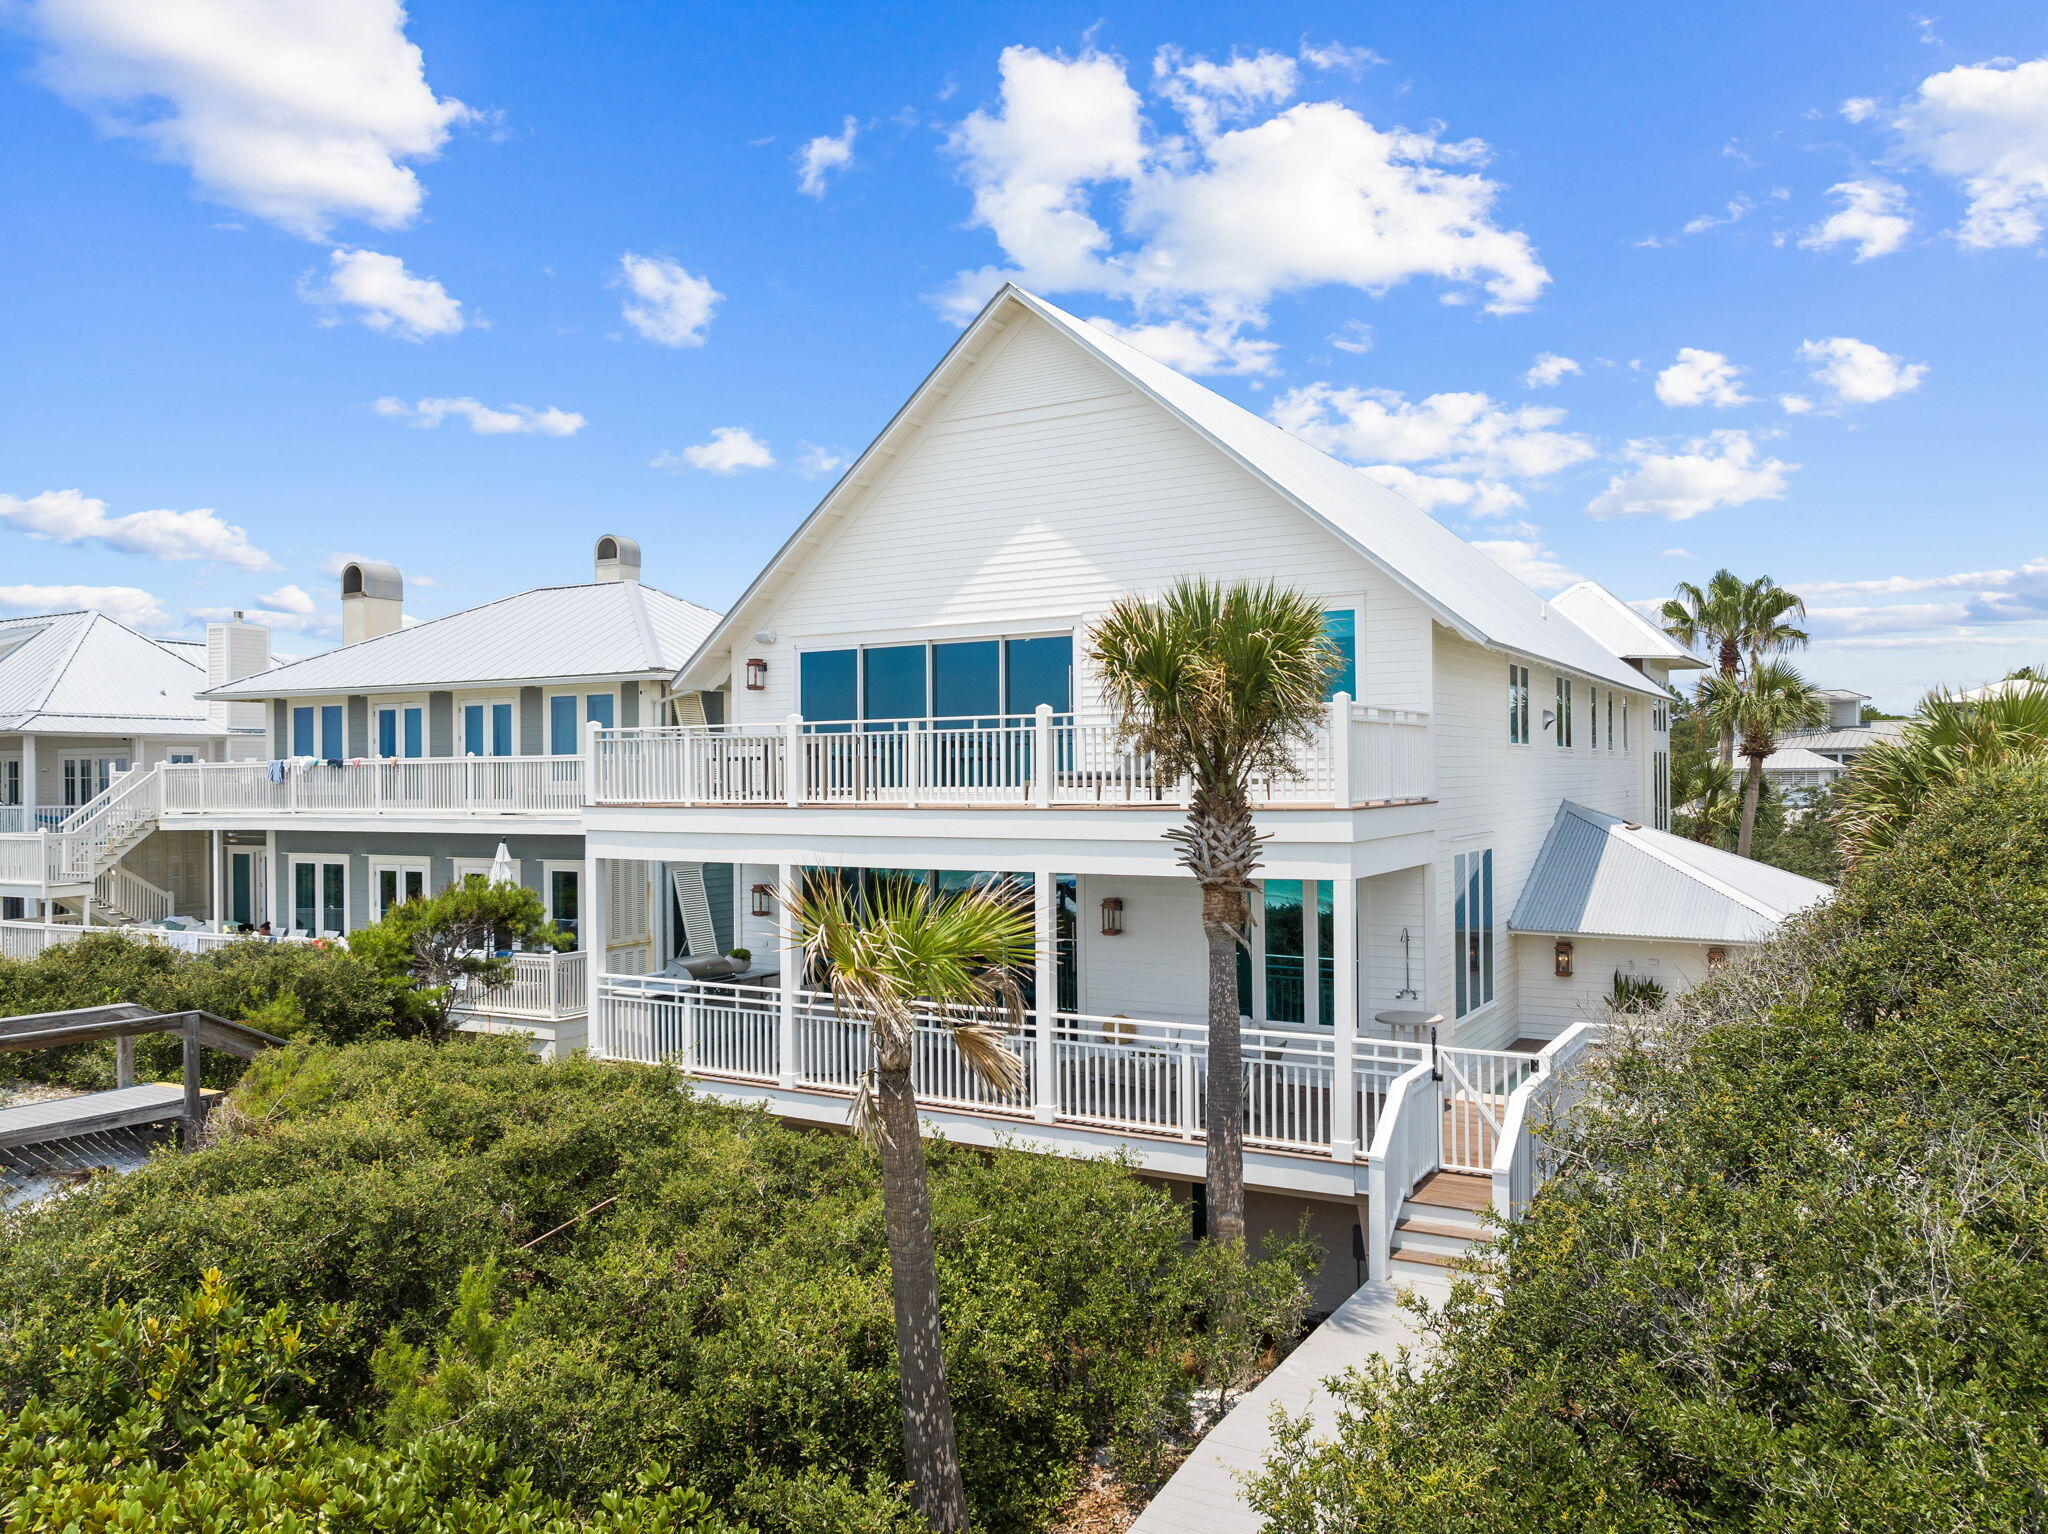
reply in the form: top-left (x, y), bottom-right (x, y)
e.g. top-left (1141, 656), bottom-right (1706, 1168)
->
top-left (1090, 576), bottom-right (1339, 1244)
top-left (1, 1037), bottom-right (1317, 1532)
top-left (348, 878), bottom-right (570, 1041)
top-left (1747, 781), bottom-right (1844, 883)
top-left (786, 874), bottom-right (1036, 1532)
top-left (1659, 569), bottom-right (1808, 766)
top-left (1697, 659), bottom-right (1826, 856)
top-left (1248, 755), bottom-right (2048, 1533)
top-left (1836, 684), bottom-right (2048, 863)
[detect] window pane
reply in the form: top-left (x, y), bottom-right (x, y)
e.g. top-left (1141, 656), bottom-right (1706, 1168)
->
top-left (403, 708), bottom-right (423, 758)
top-left (1322, 610), bottom-right (1357, 701)
top-left (863, 644), bottom-right (928, 722)
top-left (1004, 636), bottom-right (1071, 714)
top-left (551, 869), bottom-right (579, 936)
top-left (322, 863), bottom-right (345, 930)
top-left (378, 869), bottom-right (397, 913)
top-left (549, 695), bottom-right (578, 756)
top-left (320, 705), bottom-right (343, 758)
top-left (294, 863), bottom-right (315, 933)
top-left (1481, 851), bottom-right (1495, 1004)
top-left (1264, 879), bottom-right (1304, 1025)
top-left (932, 640), bottom-right (1000, 720)
top-left (377, 710), bottom-right (397, 757)
top-left (1453, 854), bottom-right (1469, 1017)
top-left (1317, 880), bottom-right (1334, 1028)
top-left (293, 707), bottom-right (314, 757)
top-left (491, 702), bottom-right (513, 756)
top-left (800, 649), bottom-right (858, 722)
top-left (464, 705), bottom-right (486, 756)
top-left (585, 693), bottom-right (616, 729)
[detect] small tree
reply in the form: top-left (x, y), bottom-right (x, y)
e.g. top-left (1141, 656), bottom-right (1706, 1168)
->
top-left (349, 879), bottom-right (568, 1042)
top-left (1699, 661), bottom-right (1826, 858)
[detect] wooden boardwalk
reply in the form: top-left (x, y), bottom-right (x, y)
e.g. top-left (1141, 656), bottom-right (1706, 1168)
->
top-left (0, 1083), bottom-right (191, 1150)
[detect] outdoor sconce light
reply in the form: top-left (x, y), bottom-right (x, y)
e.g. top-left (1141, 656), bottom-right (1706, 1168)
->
top-left (1099, 897), bottom-right (1125, 936)
top-left (744, 657), bottom-right (768, 691)
top-left (1706, 946), bottom-right (1728, 967)
top-left (749, 883), bottom-right (774, 918)
top-left (1553, 939), bottom-right (1574, 978)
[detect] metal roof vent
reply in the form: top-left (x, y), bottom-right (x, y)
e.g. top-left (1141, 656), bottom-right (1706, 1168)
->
top-left (595, 534), bottom-right (641, 584)
top-left (340, 560), bottom-right (403, 645)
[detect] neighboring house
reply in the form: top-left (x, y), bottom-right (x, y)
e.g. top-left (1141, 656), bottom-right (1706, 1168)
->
top-left (1776, 687), bottom-right (1907, 767)
top-left (0, 608), bottom-right (269, 921)
top-left (572, 285), bottom-right (1828, 1278)
top-left (1760, 745), bottom-right (1848, 797)
top-left (1, 537), bottom-right (723, 1055)
top-left (1958, 674), bottom-right (2048, 702)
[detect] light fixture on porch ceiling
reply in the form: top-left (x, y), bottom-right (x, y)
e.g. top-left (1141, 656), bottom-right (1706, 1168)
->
top-left (744, 657), bottom-right (768, 691)
top-left (1099, 897), bottom-right (1124, 936)
top-left (749, 883), bottom-right (774, 918)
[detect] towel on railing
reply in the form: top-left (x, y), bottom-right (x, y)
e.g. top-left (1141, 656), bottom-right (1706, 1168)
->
top-left (267, 760), bottom-right (286, 783)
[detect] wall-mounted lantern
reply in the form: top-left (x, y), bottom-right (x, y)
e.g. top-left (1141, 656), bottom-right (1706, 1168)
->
top-left (1099, 897), bottom-right (1125, 936)
top-left (1553, 939), bottom-right (1574, 978)
top-left (1706, 946), bottom-right (1728, 967)
top-left (749, 883), bottom-right (774, 918)
top-left (744, 657), bottom-right (768, 691)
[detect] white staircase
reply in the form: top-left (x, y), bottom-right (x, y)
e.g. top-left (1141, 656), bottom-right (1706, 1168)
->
top-left (1387, 1170), bottom-right (1495, 1283)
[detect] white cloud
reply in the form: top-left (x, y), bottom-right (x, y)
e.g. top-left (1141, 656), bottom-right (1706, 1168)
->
top-left (1798, 560), bottom-right (2047, 598)
top-left (25, 0), bottom-right (470, 239)
top-left (1795, 336), bottom-right (1928, 408)
top-left (795, 116), bottom-right (858, 197)
top-left (1085, 313), bottom-right (1277, 374)
top-left (1778, 394), bottom-right (1815, 414)
top-left (616, 253), bottom-right (721, 347)
top-left (941, 46), bottom-right (1548, 370)
top-left (0, 582), bottom-right (171, 629)
top-left (1804, 602), bottom-right (1970, 636)
top-left (795, 443), bottom-right (846, 478)
top-left (1653, 347), bottom-right (1753, 408)
top-left (1470, 537), bottom-right (1581, 592)
top-left (1270, 384), bottom-right (1596, 480)
top-left (1890, 56), bottom-right (2048, 248)
top-left (1661, 547), bottom-right (1693, 557)
top-left (302, 248), bottom-right (465, 339)
top-left (1794, 558), bottom-right (2048, 629)
top-left (0, 487), bottom-right (275, 569)
top-left (372, 395), bottom-right (584, 435)
top-left (1327, 320), bottom-right (1373, 353)
top-left (1637, 196), bottom-right (1755, 249)
top-left (1359, 464), bottom-right (1524, 517)
top-left (1799, 178), bottom-right (1915, 260)
top-left (1585, 430), bottom-right (1797, 521)
top-left (1299, 42), bottom-right (1385, 75)
top-left (256, 582), bottom-right (316, 614)
top-left (1842, 97), bottom-right (1881, 123)
top-left (1523, 352), bottom-right (1580, 388)
top-left (654, 426), bottom-right (775, 474)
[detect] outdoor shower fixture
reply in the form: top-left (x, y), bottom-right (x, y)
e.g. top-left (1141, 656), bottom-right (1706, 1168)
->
top-left (1396, 926), bottom-right (1418, 999)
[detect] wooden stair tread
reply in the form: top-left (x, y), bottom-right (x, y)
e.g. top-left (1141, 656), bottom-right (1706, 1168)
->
top-left (1389, 1246), bottom-right (1469, 1269)
top-left (1409, 1170), bottom-right (1492, 1211)
top-left (1396, 1216), bottom-right (1493, 1243)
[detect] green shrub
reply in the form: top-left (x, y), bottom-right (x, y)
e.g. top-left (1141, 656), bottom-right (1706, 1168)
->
top-left (1, 1035), bottom-right (1317, 1532)
top-left (1248, 757), bottom-right (2048, 1533)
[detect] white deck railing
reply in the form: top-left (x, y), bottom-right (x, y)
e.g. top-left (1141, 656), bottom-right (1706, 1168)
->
top-left (595, 975), bottom-right (1431, 1154)
top-left (160, 756), bottom-right (585, 817)
top-left (1490, 1022), bottom-right (1603, 1218)
top-left (591, 696), bottom-right (1432, 810)
top-left (453, 950), bottom-right (590, 1020)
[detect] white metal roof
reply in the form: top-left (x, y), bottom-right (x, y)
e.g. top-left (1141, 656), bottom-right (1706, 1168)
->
top-left (1958, 676), bottom-right (2048, 701)
top-left (1548, 582), bottom-right (1705, 669)
top-left (1762, 746), bottom-right (1847, 776)
top-left (675, 286), bottom-right (1660, 697)
top-left (204, 581), bottom-right (721, 698)
top-left (1814, 687), bottom-right (1870, 702)
top-left (1510, 800), bottom-right (1832, 945)
top-left (0, 611), bottom-right (224, 736)
top-left (1776, 721), bottom-right (1908, 754)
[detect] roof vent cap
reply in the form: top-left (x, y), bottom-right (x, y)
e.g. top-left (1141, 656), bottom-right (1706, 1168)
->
top-left (595, 534), bottom-right (641, 584)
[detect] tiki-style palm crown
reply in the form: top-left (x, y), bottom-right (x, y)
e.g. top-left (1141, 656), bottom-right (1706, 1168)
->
top-left (1661, 569), bottom-right (1809, 674)
top-left (1700, 661), bottom-right (1826, 762)
top-left (791, 874), bottom-right (1033, 1138)
top-left (1090, 577), bottom-right (1340, 798)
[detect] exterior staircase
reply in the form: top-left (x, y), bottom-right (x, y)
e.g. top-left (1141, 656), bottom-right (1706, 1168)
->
top-left (1388, 1170), bottom-right (1495, 1282)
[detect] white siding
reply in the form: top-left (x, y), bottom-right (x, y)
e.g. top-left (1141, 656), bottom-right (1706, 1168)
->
top-left (1513, 934), bottom-right (1717, 1039)
top-left (1361, 865), bottom-right (1429, 1021)
top-left (1076, 873), bottom-right (1208, 1023)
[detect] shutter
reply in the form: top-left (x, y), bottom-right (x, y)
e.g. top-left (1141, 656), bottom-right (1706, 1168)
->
top-left (669, 862), bottom-right (718, 957)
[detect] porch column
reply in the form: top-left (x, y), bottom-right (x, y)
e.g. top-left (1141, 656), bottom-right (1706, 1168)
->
top-left (776, 861), bottom-right (799, 1088)
top-left (209, 830), bottom-right (223, 930)
top-left (1032, 868), bottom-right (1056, 1123)
top-left (1331, 874), bottom-right (1360, 1160)
top-left (20, 735), bottom-right (36, 825)
top-left (584, 854), bottom-right (608, 1049)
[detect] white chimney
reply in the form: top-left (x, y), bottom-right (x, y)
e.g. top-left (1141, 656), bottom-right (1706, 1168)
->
top-left (205, 614), bottom-right (271, 734)
top-left (340, 561), bottom-right (404, 645)
top-left (594, 534), bottom-right (641, 584)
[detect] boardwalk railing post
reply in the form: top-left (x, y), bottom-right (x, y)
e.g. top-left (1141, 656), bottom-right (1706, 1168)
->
top-left (181, 1015), bottom-right (202, 1149)
top-left (115, 1034), bottom-right (135, 1089)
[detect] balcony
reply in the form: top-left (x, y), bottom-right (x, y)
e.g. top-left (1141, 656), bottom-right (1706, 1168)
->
top-left (590, 699), bottom-right (1431, 811)
top-left (157, 756), bottom-right (585, 821)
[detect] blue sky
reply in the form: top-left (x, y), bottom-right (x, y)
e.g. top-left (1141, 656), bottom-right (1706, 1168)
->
top-left (3, 1), bottom-right (2045, 708)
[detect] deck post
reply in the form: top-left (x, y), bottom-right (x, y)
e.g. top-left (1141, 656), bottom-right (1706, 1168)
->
top-left (776, 861), bottom-right (800, 1088)
top-left (1032, 869), bottom-right (1056, 1122)
top-left (115, 1034), bottom-right (135, 1088)
top-left (1031, 705), bottom-right (1054, 808)
top-left (209, 829), bottom-right (223, 931)
top-left (181, 1016), bottom-right (202, 1148)
top-left (783, 716), bottom-right (804, 807)
top-left (1331, 875), bottom-right (1359, 1160)
top-left (1329, 692), bottom-right (1352, 807)
top-left (584, 853), bottom-right (608, 1051)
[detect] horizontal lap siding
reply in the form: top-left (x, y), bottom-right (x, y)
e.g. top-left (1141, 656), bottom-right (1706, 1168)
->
top-left (735, 318), bottom-right (1432, 723)
top-left (1514, 935), bottom-right (1712, 1040)
top-left (1075, 874), bottom-right (1208, 1024)
top-left (1432, 632), bottom-right (1653, 1049)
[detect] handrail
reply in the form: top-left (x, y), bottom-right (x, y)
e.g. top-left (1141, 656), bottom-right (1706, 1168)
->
top-left (1364, 1059), bottom-right (1437, 1280)
top-left (1488, 1022), bottom-right (1604, 1219)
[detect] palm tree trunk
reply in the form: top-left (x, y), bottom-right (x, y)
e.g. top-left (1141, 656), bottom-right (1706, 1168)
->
top-left (1738, 757), bottom-right (1764, 858)
top-left (1718, 640), bottom-right (1740, 768)
top-left (1201, 880), bottom-right (1247, 1246)
top-left (873, 1063), bottom-right (969, 1531)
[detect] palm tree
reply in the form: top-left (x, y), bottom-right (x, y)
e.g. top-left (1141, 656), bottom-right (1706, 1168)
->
top-left (1671, 752), bottom-right (1740, 847)
top-left (1699, 662), bottom-right (1827, 857)
top-left (787, 873), bottom-right (1035, 1533)
top-left (1836, 687), bottom-right (2048, 862)
top-left (1090, 578), bottom-right (1339, 1245)
top-left (1661, 571), bottom-right (1810, 765)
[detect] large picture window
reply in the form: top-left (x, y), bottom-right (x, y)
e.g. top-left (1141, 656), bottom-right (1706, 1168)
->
top-left (798, 634), bottom-right (1072, 724)
top-left (1453, 849), bottom-right (1495, 1018)
top-left (1322, 609), bottom-right (1357, 700)
top-left (1554, 678), bottom-right (1574, 747)
top-left (1508, 664), bottom-right (1530, 744)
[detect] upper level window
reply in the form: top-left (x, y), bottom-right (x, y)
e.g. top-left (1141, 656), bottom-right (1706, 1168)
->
top-left (799, 635), bottom-right (1072, 725)
top-left (1322, 610), bottom-right (1357, 700)
top-left (1588, 685), bottom-right (1599, 749)
top-left (1453, 849), bottom-right (1495, 1018)
top-left (1607, 692), bottom-right (1616, 750)
top-left (376, 704), bottom-right (424, 759)
top-left (1554, 678), bottom-right (1574, 747)
top-left (292, 704), bottom-right (342, 759)
top-left (464, 700), bottom-right (516, 757)
top-left (1508, 664), bottom-right (1530, 744)
top-left (548, 692), bottom-right (616, 753)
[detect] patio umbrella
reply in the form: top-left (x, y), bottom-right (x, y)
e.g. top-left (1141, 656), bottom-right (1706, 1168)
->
top-left (489, 840), bottom-right (517, 885)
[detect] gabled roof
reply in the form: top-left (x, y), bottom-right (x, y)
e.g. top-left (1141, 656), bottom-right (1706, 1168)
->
top-left (1762, 746), bottom-right (1847, 775)
top-left (1777, 721), bottom-right (1908, 754)
top-left (1510, 800), bottom-right (1832, 945)
top-left (203, 580), bottom-right (720, 699)
top-left (1814, 687), bottom-right (1870, 702)
top-left (1549, 582), bottom-right (1705, 670)
top-left (674, 285), bottom-right (1658, 696)
top-left (0, 611), bottom-right (225, 736)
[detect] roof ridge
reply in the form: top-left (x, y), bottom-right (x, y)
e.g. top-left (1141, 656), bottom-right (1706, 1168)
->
top-left (33, 611), bottom-right (99, 714)
top-left (622, 583), bottom-right (664, 671)
top-left (1564, 800), bottom-right (1781, 921)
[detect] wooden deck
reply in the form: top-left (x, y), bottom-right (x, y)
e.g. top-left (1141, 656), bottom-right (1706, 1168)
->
top-left (0, 1083), bottom-right (191, 1150)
